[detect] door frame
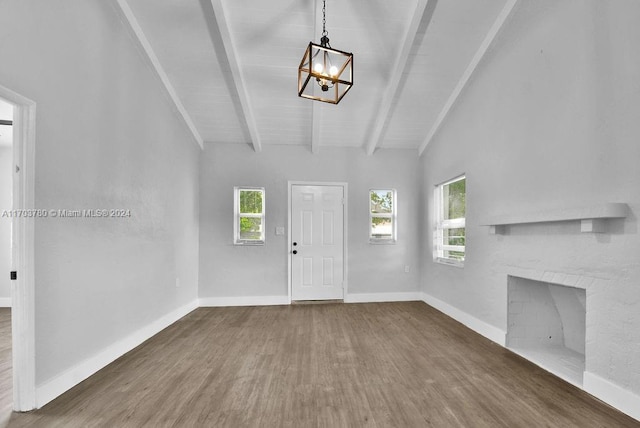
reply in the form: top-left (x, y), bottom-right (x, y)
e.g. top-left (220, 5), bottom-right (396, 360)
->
top-left (287, 181), bottom-right (348, 303)
top-left (0, 84), bottom-right (36, 411)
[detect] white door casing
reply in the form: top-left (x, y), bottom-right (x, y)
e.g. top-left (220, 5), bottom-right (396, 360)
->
top-left (290, 184), bottom-right (345, 301)
top-left (0, 85), bottom-right (36, 411)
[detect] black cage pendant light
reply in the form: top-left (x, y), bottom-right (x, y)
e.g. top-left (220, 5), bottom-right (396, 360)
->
top-left (298, 0), bottom-right (353, 104)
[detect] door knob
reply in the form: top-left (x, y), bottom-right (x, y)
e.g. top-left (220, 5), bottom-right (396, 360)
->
top-left (292, 250), bottom-right (298, 255)
top-left (293, 242), bottom-right (298, 246)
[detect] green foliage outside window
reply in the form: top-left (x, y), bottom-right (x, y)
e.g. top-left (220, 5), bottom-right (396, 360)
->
top-left (370, 190), bottom-right (393, 227)
top-left (238, 190), bottom-right (263, 240)
top-left (442, 177), bottom-right (465, 261)
top-left (240, 190), bottom-right (263, 214)
top-left (239, 217), bottom-right (261, 238)
top-left (445, 179), bottom-right (465, 220)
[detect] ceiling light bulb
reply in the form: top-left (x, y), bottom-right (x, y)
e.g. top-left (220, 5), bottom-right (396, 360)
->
top-left (313, 63), bottom-right (324, 74)
top-left (329, 66), bottom-right (338, 77)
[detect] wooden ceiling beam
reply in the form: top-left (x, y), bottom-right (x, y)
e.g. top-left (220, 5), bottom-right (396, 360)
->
top-left (204, 0), bottom-right (262, 152)
top-left (364, 0), bottom-right (434, 156)
top-left (418, 0), bottom-right (519, 156)
top-left (114, 0), bottom-right (204, 150)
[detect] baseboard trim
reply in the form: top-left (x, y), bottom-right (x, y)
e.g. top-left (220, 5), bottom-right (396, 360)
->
top-left (421, 292), bottom-right (506, 346)
top-left (344, 292), bottom-right (422, 303)
top-left (0, 297), bottom-right (11, 307)
top-left (35, 299), bottom-right (199, 408)
top-left (584, 372), bottom-right (640, 422)
top-left (199, 295), bottom-right (290, 307)
top-left (198, 293), bottom-right (423, 307)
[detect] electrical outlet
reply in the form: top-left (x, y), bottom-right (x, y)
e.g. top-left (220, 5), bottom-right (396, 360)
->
top-left (404, 265), bottom-right (410, 273)
top-left (175, 277), bottom-right (181, 288)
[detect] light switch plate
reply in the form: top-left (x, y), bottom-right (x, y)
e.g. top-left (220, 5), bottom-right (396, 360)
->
top-left (275, 227), bottom-right (285, 236)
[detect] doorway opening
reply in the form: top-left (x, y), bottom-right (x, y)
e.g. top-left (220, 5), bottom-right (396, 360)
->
top-left (0, 84), bottom-right (36, 412)
top-left (0, 97), bottom-right (13, 420)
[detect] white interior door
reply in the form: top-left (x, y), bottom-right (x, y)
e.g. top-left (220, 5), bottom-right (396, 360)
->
top-left (291, 185), bottom-right (344, 301)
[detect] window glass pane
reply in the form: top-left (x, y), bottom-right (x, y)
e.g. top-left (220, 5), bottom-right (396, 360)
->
top-left (371, 217), bottom-right (393, 239)
top-left (240, 190), bottom-right (263, 214)
top-left (445, 249), bottom-right (465, 261)
top-left (435, 176), bottom-right (465, 264)
top-left (444, 228), bottom-right (465, 247)
top-left (444, 178), bottom-right (465, 220)
top-left (370, 190), bottom-right (393, 214)
top-left (239, 216), bottom-right (262, 240)
top-left (235, 187), bottom-right (265, 244)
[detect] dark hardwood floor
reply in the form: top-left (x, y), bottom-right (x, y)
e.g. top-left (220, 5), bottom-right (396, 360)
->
top-left (5, 302), bottom-right (640, 427)
top-left (0, 308), bottom-right (12, 426)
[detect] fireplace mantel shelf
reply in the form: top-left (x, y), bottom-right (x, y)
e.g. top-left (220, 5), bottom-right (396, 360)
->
top-left (481, 202), bottom-right (628, 234)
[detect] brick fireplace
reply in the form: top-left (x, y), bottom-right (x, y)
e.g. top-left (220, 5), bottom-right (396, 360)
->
top-left (507, 275), bottom-right (586, 387)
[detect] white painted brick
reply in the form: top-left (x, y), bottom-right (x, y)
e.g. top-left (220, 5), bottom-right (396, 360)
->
top-left (508, 301), bottom-right (524, 314)
top-left (542, 271), bottom-right (555, 282)
top-left (551, 272), bottom-right (567, 285)
top-left (563, 274), bottom-right (579, 287)
top-left (576, 275), bottom-right (594, 290)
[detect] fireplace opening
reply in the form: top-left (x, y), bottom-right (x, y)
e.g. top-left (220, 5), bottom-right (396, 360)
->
top-left (507, 276), bottom-right (586, 387)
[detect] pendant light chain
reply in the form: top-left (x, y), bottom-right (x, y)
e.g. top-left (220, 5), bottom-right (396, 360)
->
top-left (322, 0), bottom-right (327, 37)
top-left (320, 0), bottom-right (330, 47)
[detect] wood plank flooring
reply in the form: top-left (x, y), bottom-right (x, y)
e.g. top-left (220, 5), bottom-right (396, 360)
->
top-left (5, 302), bottom-right (640, 427)
top-left (0, 308), bottom-right (11, 426)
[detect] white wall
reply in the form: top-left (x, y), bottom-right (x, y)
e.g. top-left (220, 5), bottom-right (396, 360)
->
top-left (199, 144), bottom-right (420, 301)
top-left (420, 0), bottom-right (640, 410)
top-left (0, 0), bottom-right (200, 395)
top-left (0, 147), bottom-right (11, 304)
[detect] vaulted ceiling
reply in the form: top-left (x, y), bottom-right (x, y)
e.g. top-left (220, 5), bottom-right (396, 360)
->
top-left (118, 0), bottom-right (516, 155)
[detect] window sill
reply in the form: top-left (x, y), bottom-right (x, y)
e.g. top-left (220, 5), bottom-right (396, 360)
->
top-left (434, 257), bottom-right (464, 268)
top-left (369, 239), bottom-right (396, 245)
top-left (235, 241), bottom-right (265, 246)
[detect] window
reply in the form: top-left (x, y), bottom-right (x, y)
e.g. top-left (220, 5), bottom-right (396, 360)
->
top-left (234, 187), bottom-right (265, 245)
top-left (434, 176), bottom-right (465, 265)
top-left (369, 189), bottom-right (396, 243)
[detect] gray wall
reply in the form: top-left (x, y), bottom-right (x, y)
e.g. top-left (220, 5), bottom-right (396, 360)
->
top-left (199, 144), bottom-right (420, 299)
top-left (0, 1), bottom-right (200, 385)
top-left (0, 147), bottom-right (11, 303)
top-left (420, 0), bottom-right (640, 396)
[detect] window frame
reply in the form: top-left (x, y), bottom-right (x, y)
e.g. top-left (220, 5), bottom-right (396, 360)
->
top-left (369, 188), bottom-right (397, 244)
top-left (434, 175), bottom-right (465, 267)
top-left (234, 186), bottom-right (265, 245)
